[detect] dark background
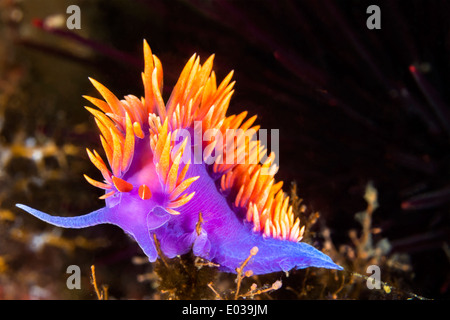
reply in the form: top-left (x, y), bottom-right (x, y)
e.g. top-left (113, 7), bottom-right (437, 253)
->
top-left (0, 0), bottom-right (449, 299)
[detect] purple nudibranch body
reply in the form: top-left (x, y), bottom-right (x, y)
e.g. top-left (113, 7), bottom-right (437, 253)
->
top-left (17, 41), bottom-right (342, 274)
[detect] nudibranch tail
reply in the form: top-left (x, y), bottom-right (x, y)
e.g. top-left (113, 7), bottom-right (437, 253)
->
top-left (213, 237), bottom-right (342, 274)
top-left (16, 39), bottom-right (343, 275)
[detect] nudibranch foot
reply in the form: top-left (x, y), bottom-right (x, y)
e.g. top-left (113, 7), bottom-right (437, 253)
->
top-left (16, 203), bottom-right (160, 261)
top-left (16, 39), bottom-right (342, 275)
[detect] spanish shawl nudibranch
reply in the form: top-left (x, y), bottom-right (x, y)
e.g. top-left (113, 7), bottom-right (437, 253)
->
top-left (16, 41), bottom-right (342, 275)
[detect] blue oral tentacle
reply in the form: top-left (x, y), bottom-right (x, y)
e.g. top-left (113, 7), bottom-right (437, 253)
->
top-left (16, 203), bottom-right (160, 262)
top-left (15, 204), bottom-right (110, 229)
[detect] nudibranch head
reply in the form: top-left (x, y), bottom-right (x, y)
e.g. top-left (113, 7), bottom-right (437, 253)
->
top-left (16, 40), bottom-right (342, 274)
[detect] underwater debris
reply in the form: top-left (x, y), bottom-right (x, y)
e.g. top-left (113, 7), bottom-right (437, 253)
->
top-left (308, 182), bottom-right (422, 300)
top-left (206, 247), bottom-right (283, 300)
top-left (144, 245), bottom-right (283, 300)
top-left (90, 265), bottom-right (108, 300)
